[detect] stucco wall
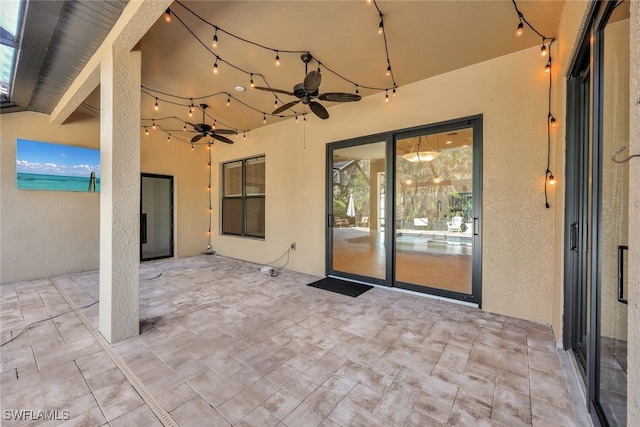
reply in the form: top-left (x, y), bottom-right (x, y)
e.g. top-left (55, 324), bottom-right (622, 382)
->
top-left (0, 112), bottom-right (101, 282)
top-left (209, 45), bottom-right (557, 326)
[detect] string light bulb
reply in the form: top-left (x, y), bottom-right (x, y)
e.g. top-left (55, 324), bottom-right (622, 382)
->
top-left (545, 58), bottom-right (551, 73)
top-left (386, 64), bottom-right (391, 76)
top-left (378, 20), bottom-right (384, 35)
top-left (191, 144), bottom-right (194, 151)
top-left (275, 51), bottom-right (280, 66)
top-left (549, 114), bottom-right (558, 128)
top-left (274, 98), bottom-right (278, 109)
top-left (385, 90), bottom-right (389, 103)
top-left (250, 74), bottom-right (255, 88)
top-left (295, 115), bottom-right (298, 123)
top-left (212, 28), bottom-right (218, 48)
top-left (366, 0), bottom-right (372, 4)
top-left (226, 95), bottom-right (231, 106)
top-left (263, 114), bottom-right (267, 124)
top-left (393, 86), bottom-right (397, 97)
top-left (540, 43), bottom-right (547, 57)
top-left (154, 98), bottom-right (159, 111)
top-left (183, 122), bottom-right (187, 131)
top-left (549, 173), bottom-right (556, 185)
top-left (164, 9), bottom-right (171, 23)
top-left (213, 59), bottom-right (219, 74)
top-left (152, 120), bottom-right (156, 130)
top-left (145, 127), bottom-right (149, 136)
top-left (515, 21), bottom-right (524, 37)
top-left (167, 135), bottom-right (170, 142)
top-left (355, 85), bottom-right (359, 95)
top-left (212, 120), bottom-right (216, 129)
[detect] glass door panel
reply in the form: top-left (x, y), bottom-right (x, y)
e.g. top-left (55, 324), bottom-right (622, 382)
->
top-left (141, 174), bottom-right (174, 261)
top-left (598, 5), bottom-right (629, 424)
top-left (330, 141), bottom-right (386, 281)
top-left (395, 128), bottom-right (474, 295)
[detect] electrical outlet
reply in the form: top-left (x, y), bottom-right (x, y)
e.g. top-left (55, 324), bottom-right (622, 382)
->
top-left (290, 242), bottom-right (296, 250)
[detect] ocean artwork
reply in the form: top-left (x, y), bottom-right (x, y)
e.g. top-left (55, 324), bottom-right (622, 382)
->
top-left (16, 139), bottom-right (100, 192)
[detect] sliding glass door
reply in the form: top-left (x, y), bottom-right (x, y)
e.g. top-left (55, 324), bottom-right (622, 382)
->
top-left (327, 117), bottom-right (482, 304)
top-left (328, 140), bottom-right (387, 283)
top-left (565, 2), bottom-right (629, 425)
top-left (394, 125), bottom-right (479, 301)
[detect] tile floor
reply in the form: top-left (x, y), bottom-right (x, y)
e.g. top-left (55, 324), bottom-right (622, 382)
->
top-left (1, 255), bottom-right (589, 426)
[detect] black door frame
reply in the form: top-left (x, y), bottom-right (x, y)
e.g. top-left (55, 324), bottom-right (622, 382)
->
top-left (563, 1), bottom-right (625, 424)
top-left (140, 173), bottom-right (175, 261)
top-left (326, 115), bottom-right (483, 306)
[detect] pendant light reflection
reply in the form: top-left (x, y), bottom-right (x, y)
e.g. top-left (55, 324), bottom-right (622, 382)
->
top-left (402, 135), bottom-right (440, 162)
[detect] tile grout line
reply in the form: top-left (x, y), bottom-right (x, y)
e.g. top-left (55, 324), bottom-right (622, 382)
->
top-left (50, 277), bottom-right (179, 427)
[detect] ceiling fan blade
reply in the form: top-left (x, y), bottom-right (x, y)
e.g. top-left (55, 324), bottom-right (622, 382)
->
top-left (253, 86), bottom-right (295, 96)
top-left (273, 100), bottom-right (300, 115)
top-left (304, 70), bottom-right (322, 93)
top-left (211, 134), bottom-right (234, 144)
top-left (309, 101), bottom-right (329, 120)
top-left (191, 134), bottom-right (204, 143)
top-left (211, 129), bottom-right (237, 135)
top-left (318, 92), bottom-right (362, 102)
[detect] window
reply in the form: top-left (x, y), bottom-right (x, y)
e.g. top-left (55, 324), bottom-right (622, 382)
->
top-left (222, 156), bottom-right (265, 238)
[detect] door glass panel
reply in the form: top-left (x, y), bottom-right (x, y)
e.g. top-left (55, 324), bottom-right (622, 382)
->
top-left (331, 142), bottom-right (386, 280)
top-left (141, 175), bottom-right (173, 260)
top-left (598, 4), bottom-right (629, 424)
top-left (395, 128), bottom-right (473, 294)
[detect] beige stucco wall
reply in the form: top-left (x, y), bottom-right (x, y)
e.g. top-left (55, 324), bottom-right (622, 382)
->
top-left (0, 111), bottom-right (208, 284)
top-left (0, 112), bottom-right (101, 282)
top-left (209, 45), bottom-right (557, 326)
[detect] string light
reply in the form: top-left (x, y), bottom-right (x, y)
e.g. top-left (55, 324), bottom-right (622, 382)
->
top-left (250, 74), bottom-right (255, 88)
top-left (226, 95), bottom-right (231, 106)
top-left (189, 99), bottom-right (194, 116)
top-left (191, 144), bottom-right (194, 151)
top-left (212, 120), bottom-right (216, 129)
top-left (355, 85), bottom-right (359, 95)
top-left (164, 9), bottom-right (171, 23)
top-left (152, 119), bottom-right (156, 129)
top-left (167, 135), bottom-right (170, 141)
top-left (275, 51), bottom-right (280, 66)
top-left (274, 98), bottom-right (278, 109)
top-left (145, 127), bottom-right (149, 135)
top-left (295, 115), bottom-right (298, 123)
top-left (212, 27), bottom-right (218, 48)
top-left (511, 0), bottom-right (556, 208)
top-left (386, 64), bottom-right (391, 76)
top-left (385, 90), bottom-right (389, 103)
top-left (263, 114), bottom-right (267, 124)
top-left (154, 98), bottom-right (159, 110)
top-left (163, 1), bottom-right (398, 122)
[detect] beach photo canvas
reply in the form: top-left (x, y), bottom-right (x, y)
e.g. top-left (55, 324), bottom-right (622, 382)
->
top-left (16, 139), bottom-right (100, 192)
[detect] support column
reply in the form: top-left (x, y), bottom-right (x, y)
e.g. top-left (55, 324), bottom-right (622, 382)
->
top-left (99, 46), bottom-right (141, 343)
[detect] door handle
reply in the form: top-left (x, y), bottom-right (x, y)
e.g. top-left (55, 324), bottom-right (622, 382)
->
top-left (570, 223), bottom-right (578, 251)
top-left (328, 214), bottom-right (334, 228)
top-left (473, 218), bottom-right (479, 236)
top-left (618, 245), bottom-right (628, 304)
top-left (141, 213), bottom-right (147, 244)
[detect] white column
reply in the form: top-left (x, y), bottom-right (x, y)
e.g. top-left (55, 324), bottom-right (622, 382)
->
top-left (99, 46), bottom-right (141, 343)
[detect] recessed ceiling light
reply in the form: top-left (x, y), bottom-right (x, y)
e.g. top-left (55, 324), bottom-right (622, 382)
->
top-left (235, 85), bottom-right (246, 92)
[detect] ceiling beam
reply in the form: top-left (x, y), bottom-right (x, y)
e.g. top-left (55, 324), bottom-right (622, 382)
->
top-left (50, 0), bottom-right (172, 125)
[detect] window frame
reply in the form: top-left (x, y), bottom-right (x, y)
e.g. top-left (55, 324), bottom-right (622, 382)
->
top-left (221, 155), bottom-right (265, 239)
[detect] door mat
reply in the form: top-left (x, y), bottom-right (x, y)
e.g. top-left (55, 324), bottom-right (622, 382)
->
top-left (307, 277), bottom-right (373, 297)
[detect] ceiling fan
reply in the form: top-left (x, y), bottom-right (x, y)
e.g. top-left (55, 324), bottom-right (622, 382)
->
top-left (186, 104), bottom-right (236, 144)
top-left (254, 53), bottom-right (361, 120)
